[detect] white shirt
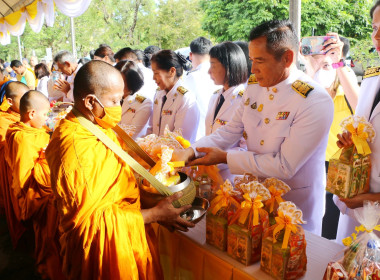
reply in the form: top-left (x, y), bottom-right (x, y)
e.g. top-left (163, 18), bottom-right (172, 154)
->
top-left (36, 76), bottom-right (49, 98)
top-left (192, 68), bottom-right (334, 235)
top-left (137, 62), bottom-right (157, 101)
top-left (64, 63), bottom-right (82, 102)
top-left (183, 62), bottom-right (221, 140)
top-left (147, 79), bottom-right (200, 143)
top-left (120, 93), bottom-right (152, 139)
top-left (335, 69), bottom-right (380, 242)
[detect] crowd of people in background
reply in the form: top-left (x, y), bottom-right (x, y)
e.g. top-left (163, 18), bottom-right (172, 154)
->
top-left (0, 2), bottom-right (380, 277)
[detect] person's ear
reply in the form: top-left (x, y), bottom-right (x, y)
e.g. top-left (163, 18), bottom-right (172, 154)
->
top-left (6, 98), bottom-right (12, 106)
top-left (28, 109), bottom-right (36, 120)
top-left (189, 52), bottom-right (193, 62)
top-left (83, 95), bottom-right (96, 111)
top-left (169, 66), bottom-right (176, 77)
top-left (282, 49), bottom-right (294, 67)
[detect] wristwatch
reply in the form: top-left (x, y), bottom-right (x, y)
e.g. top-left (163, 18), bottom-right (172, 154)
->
top-left (332, 59), bottom-right (346, 69)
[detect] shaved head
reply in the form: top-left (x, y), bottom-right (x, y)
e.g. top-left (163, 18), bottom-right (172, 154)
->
top-left (5, 81), bottom-right (29, 99)
top-left (73, 60), bottom-right (124, 103)
top-left (20, 90), bottom-right (50, 116)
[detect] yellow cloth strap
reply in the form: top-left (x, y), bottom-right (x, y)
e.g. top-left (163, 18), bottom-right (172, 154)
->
top-left (72, 108), bottom-right (172, 197)
top-left (346, 123), bottom-right (372, 155)
top-left (273, 211), bottom-right (299, 249)
top-left (342, 224), bottom-right (380, 246)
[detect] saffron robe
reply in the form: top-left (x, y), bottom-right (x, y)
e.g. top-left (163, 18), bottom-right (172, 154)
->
top-left (46, 112), bottom-right (162, 280)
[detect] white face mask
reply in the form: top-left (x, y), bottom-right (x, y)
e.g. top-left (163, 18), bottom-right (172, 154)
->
top-left (313, 68), bottom-right (337, 89)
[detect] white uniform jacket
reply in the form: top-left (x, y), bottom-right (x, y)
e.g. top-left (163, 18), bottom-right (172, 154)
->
top-left (205, 84), bottom-right (245, 135)
top-left (335, 68), bottom-right (380, 242)
top-left (147, 79), bottom-right (200, 143)
top-left (192, 68), bottom-right (334, 234)
top-left (183, 62), bottom-right (221, 140)
top-left (120, 93), bottom-right (152, 139)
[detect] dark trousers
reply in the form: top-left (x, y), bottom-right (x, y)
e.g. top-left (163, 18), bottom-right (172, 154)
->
top-left (322, 161), bottom-right (340, 239)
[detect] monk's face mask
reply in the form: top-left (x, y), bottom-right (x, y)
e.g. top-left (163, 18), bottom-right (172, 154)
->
top-left (89, 96), bottom-right (122, 129)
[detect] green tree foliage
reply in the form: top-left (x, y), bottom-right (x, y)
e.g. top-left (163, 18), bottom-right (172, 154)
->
top-left (0, 0), bottom-right (206, 61)
top-left (201, 0), bottom-right (373, 42)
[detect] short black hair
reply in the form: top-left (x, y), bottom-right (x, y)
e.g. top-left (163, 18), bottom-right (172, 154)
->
top-left (339, 36), bottom-right (350, 58)
top-left (371, 0), bottom-right (380, 19)
top-left (94, 46), bottom-right (115, 62)
top-left (249, 20), bottom-right (298, 61)
top-left (114, 47), bottom-right (136, 61)
top-left (134, 50), bottom-right (144, 62)
top-left (209, 42), bottom-right (248, 87)
top-left (151, 50), bottom-right (191, 77)
top-left (143, 46), bottom-right (161, 68)
top-left (233, 41), bottom-right (251, 78)
top-left (34, 63), bottom-right (50, 79)
top-left (10, 60), bottom-right (23, 68)
top-left (115, 60), bottom-right (144, 95)
top-left (89, 50), bottom-right (95, 60)
top-left (190, 37), bottom-right (213, 55)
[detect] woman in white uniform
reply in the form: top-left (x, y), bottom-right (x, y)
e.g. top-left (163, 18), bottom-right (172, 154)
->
top-left (116, 60), bottom-right (152, 139)
top-left (147, 50), bottom-right (200, 143)
top-left (205, 42), bottom-right (248, 180)
top-left (335, 0), bottom-right (380, 242)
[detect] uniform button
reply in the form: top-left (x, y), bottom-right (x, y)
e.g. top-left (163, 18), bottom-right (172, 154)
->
top-left (272, 87), bottom-right (278, 93)
top-left (258, 104), bottom-right (263, 112)
top-left (269, 94), bottom-right (274, 100)
top-left (265, 118), bottom-right (270, 124)
top-left (260, 140), bottom-right (264, 145)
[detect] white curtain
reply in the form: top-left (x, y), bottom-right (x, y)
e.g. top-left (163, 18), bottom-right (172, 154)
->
top-left (53, 0), bottom-right (92, 18)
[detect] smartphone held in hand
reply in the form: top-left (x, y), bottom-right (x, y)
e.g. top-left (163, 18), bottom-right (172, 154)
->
top-left (301, 36), bottom-right (335, 56)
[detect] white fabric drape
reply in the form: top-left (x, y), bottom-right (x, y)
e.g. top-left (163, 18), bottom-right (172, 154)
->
top-left (0, 0), bottom-right (91, 45)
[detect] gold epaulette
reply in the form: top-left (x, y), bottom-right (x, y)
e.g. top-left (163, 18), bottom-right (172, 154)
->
top-left (177, 86), bottom-right (188, 95)
top-left (238, 90), bottom-right (244, 97)
top-left (248, 74), bottom-right (258, 85)
top-left (213, 89), bottom-right (220, 94)
top-left (364, 66), bottom-right (380, 79)
top-left (291, 80), bottom-right (314, 98)
top-left (135, 94), bottom-right (146, 103)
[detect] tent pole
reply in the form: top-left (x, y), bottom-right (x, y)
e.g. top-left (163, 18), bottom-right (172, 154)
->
top-left (70, 17), bottom-right (77, 59)
top-left (17, 35), bottom-right (22, 60)
top-left (289, 0), bottom-right (301, 67)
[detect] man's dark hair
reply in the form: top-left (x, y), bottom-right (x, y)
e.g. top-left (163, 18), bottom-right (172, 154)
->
top-left (233, 41), bottom-right (251, 78)
top-left (249, 20), bottom-right (299, 61)
top-left (371, 0), bottom-right (380, 19)
top-left (190, 37), bottom-right (213, 55)
top-left (89, 50), bottom-right (95, 60)
top-left (209, 42), bottom-right (248, 87)
top-left (10, 60), bottom-right (23, 68)
top-left (114, 47), bottom-right (136, 61)
top-left (94, 46), bottom-right (115, 62)
top-left (143, 46), bottom-right (161, 67)
top-left (115, 60), bottom-right (144, 95)
top-left (339, 36), bottom-right (350, 58)
top-left (134, 50), bottom-right (144, 62)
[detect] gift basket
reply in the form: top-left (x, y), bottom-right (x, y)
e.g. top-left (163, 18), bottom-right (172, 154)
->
top-left (227, 181), bottom-right (271, 265)
top-left (323, 201), bottom-right (380, 280)
top-left (45, 101), bottom-right (73, 132)
top-left (262, 178), bottom-right (291, 225)
top-left (206, 179), bottom-right (240, 251)
top-left (326, 116), bottom-right (375, 198)
top-left (260, 201), bottom-right (307, 280)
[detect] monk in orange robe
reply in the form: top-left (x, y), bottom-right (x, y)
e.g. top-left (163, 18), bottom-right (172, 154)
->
top-left (46, 60), bottom-right (194, 280)
top-left (0, 81), bottom-right (29, 247)
top-left (5, 90), bottom-right (64, 279)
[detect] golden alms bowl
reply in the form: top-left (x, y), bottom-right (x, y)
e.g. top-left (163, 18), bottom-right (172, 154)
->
top-left (139, 172), bottom-right (196, 208)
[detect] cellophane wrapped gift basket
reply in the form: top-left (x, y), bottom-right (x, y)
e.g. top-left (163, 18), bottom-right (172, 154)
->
top-left (326, 116), bottom-right (375, 198)
top-left (260, 201), bottom-right (307, 280)
top-left (323, 201), bottom-right (380, 280)
top-left (227, 181), bottom-right (271, 265)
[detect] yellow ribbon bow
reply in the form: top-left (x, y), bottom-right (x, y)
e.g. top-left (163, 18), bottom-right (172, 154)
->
top-left (273, 211), bottom-right (299, 249)
top-left (342, 224), bottom-right (380, 246)
top-left (346, 123), bottom-right (371, 155)
top-left (238, 194), bottom-right (264, 226)
top-left (210, 187), bottom-right (240, 215)
top-left (0, 98), bottom-right (10, 112)
top-left (265, 186), bottom-right (285, 213)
